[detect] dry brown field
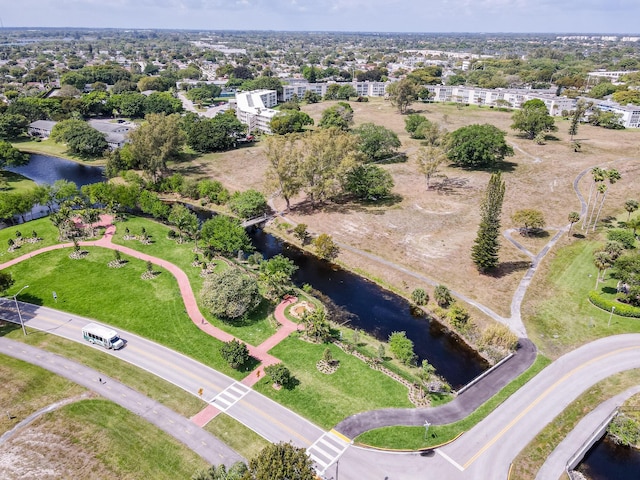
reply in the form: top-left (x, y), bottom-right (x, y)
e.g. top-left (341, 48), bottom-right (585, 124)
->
top-left (174, 98), bottom-right (640, 323)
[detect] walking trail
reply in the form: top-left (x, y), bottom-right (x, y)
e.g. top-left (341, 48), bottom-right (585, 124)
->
top-left (0, 217), bottom-right (300, 426)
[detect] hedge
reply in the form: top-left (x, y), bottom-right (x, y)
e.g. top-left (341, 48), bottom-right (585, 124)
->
top-left (588, 291), bottom-right (640, 318)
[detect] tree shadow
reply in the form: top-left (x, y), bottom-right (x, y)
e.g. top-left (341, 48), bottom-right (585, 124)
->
top-left (572, 233), bottom-right (586, 239)
top-left (433, 176), bottom-right (472, 195)
top-left (518, 229), bottom-right (550, 239)
top-left (372, 152), bottom-right (408, 164)
top-left (240, 356), bottom-right (261, 373)
top-left (487, 261), bottom-right (532, 278)
top-left (283, 375), bottom-right (300, 390)
top-left (0, 321), bottom-right (21, 337)
top-left (602, 286), bottom-right (618, 295)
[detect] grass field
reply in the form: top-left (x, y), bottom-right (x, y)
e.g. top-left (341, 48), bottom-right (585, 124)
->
top-left (172, 98), bottom-right (640, 327)
top-left (0, 217), bottom-right (61, 262)
top-left (254, 334), bottom-right (413, 429)
top-left (0, 171), bottom-right (37, 194)
top-left (2, 399), bottom-right (208, 479)
top-left (111, 215), bottom-right (278, 346)
top-left (510, 369), bottom-right (640, 480)
top-left (0, 355), bottom-right (207, 479)
top-left (4, 247), bottom-right (252, 380)
top-left (12, 138), bottom-right (107, 165)
top-left (355, 354), bottom-right (551, 449)
top-left (522, 233), bottom-right (640, 359)
top-left (0, 353), bottom-right (87, 435)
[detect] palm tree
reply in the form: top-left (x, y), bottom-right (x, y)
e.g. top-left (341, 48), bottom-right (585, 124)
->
top-left (568, 211), bottom-right (580, 237)
top-left (593, 251), bottom-right (611, 289)
top-left (625, 199), bottom-right (639, 221)
top-left (627, 216), bottom-right (640, 236)
top-left (582, 167), bottom-right (605, 230)
top-left (591, 169), bottom-right (621, 232)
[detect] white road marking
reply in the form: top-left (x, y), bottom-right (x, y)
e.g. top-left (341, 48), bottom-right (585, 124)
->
top-left (436, 449), bottom-right (465, 472)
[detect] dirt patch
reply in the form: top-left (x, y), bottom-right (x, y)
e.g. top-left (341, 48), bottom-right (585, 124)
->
top-left (0, 428), bottom-right (107, 480)
top-left (173, 99), bottom-right (640, 319)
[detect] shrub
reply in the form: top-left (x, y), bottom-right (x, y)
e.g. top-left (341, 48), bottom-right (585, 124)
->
top-left (411, 288), bottom-right (429, 306)
top-left (588, 291), bottom-right (640, 318)
top-left (607, 229), bottom-right (636, 249)
top-left (264, 363), bottom-right (292, 387)
top-left (220, 339), bottom-right (250, 369)
top-left (388, 331), bottom-right (417, 366)
top-left (479, 324), bottom-right (519, 351)
top-left (434, 284), bottom-right (453, 308)
top-left (227, 189), bottom-right (267, 219)
top-left (448, 303), bottom-right (471, 330)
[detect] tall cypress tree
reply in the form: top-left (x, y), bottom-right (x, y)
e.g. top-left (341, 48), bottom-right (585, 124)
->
top-left (471, 172), bottom-right (506, 273)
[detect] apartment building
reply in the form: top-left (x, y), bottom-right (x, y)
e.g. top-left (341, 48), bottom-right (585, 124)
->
top-left (280, 80), bottom-right (387, 102)
top-left (234, 89), bottom-right (279, 134)
top-left (594, 100), bottom-right (640, 128)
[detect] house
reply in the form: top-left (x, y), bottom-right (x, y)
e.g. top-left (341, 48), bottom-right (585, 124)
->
top-left (88, 120), bottom-right (134, 150)
top-left (27, 120), bottom-right (57, 138)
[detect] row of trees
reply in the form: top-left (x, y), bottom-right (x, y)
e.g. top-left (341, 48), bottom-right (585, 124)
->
top-left (264, 128), bottom-right (395, 210)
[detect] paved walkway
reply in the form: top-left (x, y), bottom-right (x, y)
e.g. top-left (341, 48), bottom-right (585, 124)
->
top-left (0, 338), bottom-right (244, 466)
top-left (1, 215), bottom-right (303, 425)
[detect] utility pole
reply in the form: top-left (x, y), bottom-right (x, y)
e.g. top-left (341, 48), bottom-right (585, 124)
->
top-left (13, 285), bottom-right (29, 336)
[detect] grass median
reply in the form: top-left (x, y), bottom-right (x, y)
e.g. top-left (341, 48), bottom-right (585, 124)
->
top-left (355, 354), bottom-right (550, 449)
top-left (254, 334), bottom-right (414, 430)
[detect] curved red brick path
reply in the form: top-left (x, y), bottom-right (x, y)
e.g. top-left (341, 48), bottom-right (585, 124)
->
top-left (0, 215), bottom-right (300, 390)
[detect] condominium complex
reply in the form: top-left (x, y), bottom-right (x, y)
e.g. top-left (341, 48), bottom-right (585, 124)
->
top-left (234, 89), bottom-right (279, 134)
top-left (281, 80), bottom-right (389, 102)
top-left (426, 85), bottom-right (576, 115)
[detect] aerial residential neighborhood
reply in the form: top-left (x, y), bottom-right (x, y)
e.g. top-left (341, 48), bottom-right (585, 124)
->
top-left (1, 5), bottom-right (640, 480)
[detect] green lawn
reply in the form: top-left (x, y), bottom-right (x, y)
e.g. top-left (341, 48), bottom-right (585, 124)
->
top-left (111, 215), bottom-right (277, 346)
top-left (0, 322), bottom-right (205, 417)
top-left (205, 413), bottom-right (270, 460)
top-left (524, 237), bottom-right (640, 358)
top-left (355, 355), bottom-right (551, 449)
top-left (12, 138), bottom-right (107, 165)
top-left (254, 334), bottom-right (413, 430)
top-left (0, 170), bottom-right (37, 194)
top-left (37, 399), bottom-right (208, 478)
top-left (0, 353), bottom-right (86, 435)
top-left (0, 217), bottom-right (61, 263)
top-left (4, 247), bottom-right (252, 380)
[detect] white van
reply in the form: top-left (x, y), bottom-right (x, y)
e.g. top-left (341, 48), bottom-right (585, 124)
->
top-left (82, 323), bottom-right (125, 350)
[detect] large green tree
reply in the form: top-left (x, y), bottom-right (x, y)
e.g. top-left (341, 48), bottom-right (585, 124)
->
top-left (471, 172), bottom-right (506, 272)
top-left (446, 124), bottom-right (513, 169)
top-left (200, 215), bottom-right (252, 257)
top-left (0, 114), bottom-right (29, 139)
top-left (227, 190), bottom-right (268, 219)
top-left (269, 111), bottom-right (313, 135)
top-left (511, 98), bottom-right (557, 139)
top-left (318, 103), bottom-right (353, 131)
top-left (259, 254), bottom-right (298, 300)
top-left (0, 140), bottom-right (29, 169)
top-left (386, 78), bottom-right (418, 114)
top-left (344, 164), bottom-right (394, 200)
top-left (248, 442), bottom-right (316, 480)
top-left (128, 113), bottom-right (185, 182)
top-left (201, 268), bottom-right (261, 320)
top-left (353, 123), bottom-right (401, 162)
top-left (264, 135), bottom-right (302, 211)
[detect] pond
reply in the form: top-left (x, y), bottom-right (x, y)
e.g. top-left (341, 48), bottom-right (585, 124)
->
top-left (7, 154), bottom-right (489, 388)
top-left (5, 153), bottom-right (105, 187)
top-left (577, 435), bottom-right (640, 479)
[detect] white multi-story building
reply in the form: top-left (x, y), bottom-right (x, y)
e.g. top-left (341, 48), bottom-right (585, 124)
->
top-left (587, 70), bottom-right (638, 82)
top-left (280, 80), bottom-right (388, 102)
top-left (427, 85), bottom-right (576, 115)
top-left (594, 100), bottom-right (640, 128)
top-left (234, 89), bottom-right (279, 134)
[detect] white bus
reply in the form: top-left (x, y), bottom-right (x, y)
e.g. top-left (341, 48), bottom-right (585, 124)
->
top-left (82, 323), bottom-right (125, 350)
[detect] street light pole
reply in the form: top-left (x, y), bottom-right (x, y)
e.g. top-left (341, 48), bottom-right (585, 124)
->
top-left (13, 285), bottom-right (29, 336)
top-left (608, 305), bottom-right (616, 327)
top-left (424, 419), bottom-right (431, 440)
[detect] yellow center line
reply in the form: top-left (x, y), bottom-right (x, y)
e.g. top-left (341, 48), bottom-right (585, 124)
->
top-left (462, 345), bottom-right (640, 469)
top-left (237, 397), bottom-right (316, 446)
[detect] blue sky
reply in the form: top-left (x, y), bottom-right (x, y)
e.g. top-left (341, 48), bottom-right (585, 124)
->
top-left (2, 0), bottom-right (639, 33)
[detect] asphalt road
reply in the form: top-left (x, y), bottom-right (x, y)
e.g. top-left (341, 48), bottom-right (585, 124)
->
top-left (0, 302), bottom-right (325, 450)
top-left (5, 301), bottom-right (640, 479)
top-left (0, 337), bottom-right (243, 466)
